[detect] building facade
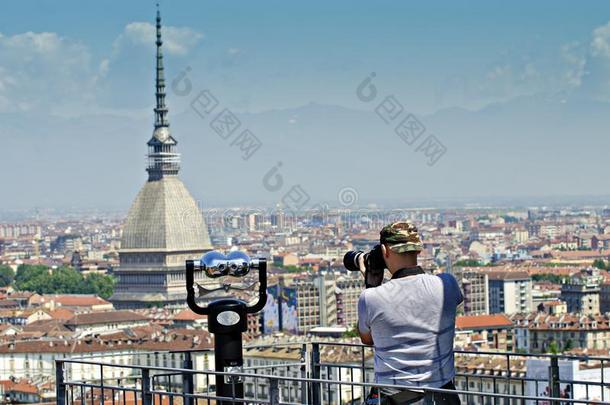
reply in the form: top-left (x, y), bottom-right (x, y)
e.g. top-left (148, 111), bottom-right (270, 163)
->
top-left (455, 269), bottom-right (489, 315)
top-left (294, 273), bottom-right (337, 333)
top-left (513, 313), bottom-right (610, 353)
top-left (335, 275), bottom-right (364, 328)
top-left (601, 282), bottom-right (610, 313)
top-left (561, 268), bottom-right (602, 315)
top-left (488, 271), bottom-right (533, 315)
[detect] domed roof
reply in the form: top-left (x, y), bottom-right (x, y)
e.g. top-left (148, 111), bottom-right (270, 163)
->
top-left (121, 177), bottom-right (212, 252)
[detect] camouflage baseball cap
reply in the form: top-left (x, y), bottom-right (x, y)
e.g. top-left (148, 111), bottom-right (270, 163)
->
top-left (380, 221), bottom-right (423, 253)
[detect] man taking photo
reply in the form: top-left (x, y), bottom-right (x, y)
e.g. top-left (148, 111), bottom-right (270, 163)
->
top-left (357, 222), bottom-right (463, 405)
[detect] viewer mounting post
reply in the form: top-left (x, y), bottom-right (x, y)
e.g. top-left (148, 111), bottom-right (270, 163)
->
top-left (186, 251), bottom-right (267, 405)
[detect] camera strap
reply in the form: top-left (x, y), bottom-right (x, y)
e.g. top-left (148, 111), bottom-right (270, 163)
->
top-left (391, 266), bottom-right (424, 280)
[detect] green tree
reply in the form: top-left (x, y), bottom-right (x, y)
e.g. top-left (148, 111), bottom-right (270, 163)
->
top-left (455, 260), bottom-right (484, 267)
top-left (48, 267), bottom-right (86, 293)
top-left (547, 341), bottom-right (560, 354)
top-left (343, 323), bottom-right (360, 338)
top-left (14, 264), bottom-right (115, 298)
top-left (532, 274), bottom-right (565, 284)
top-left (275, 265), bottom-right (307, 273)
top-left (563, 339), bottom-right (573, 352)
top-left (15, 264), bottom-right (52, 292)
top-left (0, 265), bottom-right (15, 287)
top-left (82, 273), bottom-right (116, 299)
top-left (592, 259), bottom-right (606, 270)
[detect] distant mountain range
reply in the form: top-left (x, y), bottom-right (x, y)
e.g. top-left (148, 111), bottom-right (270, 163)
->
top-left (2, 93), bottom-right (610, 210)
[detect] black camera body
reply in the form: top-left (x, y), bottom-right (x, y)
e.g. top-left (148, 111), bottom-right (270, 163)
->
top-left (343, 244), bottom-right (386, 288)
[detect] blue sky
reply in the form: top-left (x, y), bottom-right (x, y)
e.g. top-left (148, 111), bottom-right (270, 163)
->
top-left (2, 1), bottom-right (610, 210)
top-left (3, 0), bottom-right (610, 114)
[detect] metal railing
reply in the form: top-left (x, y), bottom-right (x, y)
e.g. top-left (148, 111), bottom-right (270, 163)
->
top-left (55, 341), bottom-right (610, 405)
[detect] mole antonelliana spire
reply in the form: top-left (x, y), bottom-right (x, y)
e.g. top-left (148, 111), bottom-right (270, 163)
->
top-left (154, 4), bottom-right (169, 129)
top-left (111, 5), bottom-right (212, 308)
top-left (146, 3), bottom-right (179, 181)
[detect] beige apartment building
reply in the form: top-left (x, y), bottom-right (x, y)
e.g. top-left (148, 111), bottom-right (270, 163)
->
top-left (454, 269), bottom-right (489, 315)
top-left (560, 268), bottom-right (602, 315)
top-left (294, 273), bottom-right (337, 333)
top-left (335, 275), bottom-right (364, 328)
top-left (488, 271), bottom-right (533, 315)
top-left (512, 313), bottom-right (610, 353)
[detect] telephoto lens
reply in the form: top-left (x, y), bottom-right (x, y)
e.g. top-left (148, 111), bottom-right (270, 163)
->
top-left (343, 250), bottom-right (364, 272)
top-left (343, 245), bottom-right (386, 288)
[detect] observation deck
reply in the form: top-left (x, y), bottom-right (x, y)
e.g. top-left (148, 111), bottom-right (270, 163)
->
top-left (55, 341), bottom-right (610, 404)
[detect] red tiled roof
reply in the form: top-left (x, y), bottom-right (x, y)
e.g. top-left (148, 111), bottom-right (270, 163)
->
top-left (551, 249), bottom-right (610, 259)
top-left (22, 319), bottom-right (72, 334)
top-left (0, 323), bottom-right (19, 333)
top-left (0, 329), bottom-right (214, 354)
top-left (65, 310), bottom-right (148, 326)
top-left (48, 295), bottom-right (110, 307)
top-left (173, 309), bottom-right (206, 321)
top-left (543, 301), bottom-right (564, 306)
top-left (0, 300), bottom-right (20, 308)
top-left (49, 307), bottom-right (75, 321)
top-left (7, 292), bottom-right (35, 299)
top-left (0, 380), bottom-right (39, 394)
top-left (526, 313), bottom-right (610, 331)
top-left (456, 314), bottom-right (513, 330)
top-left (485, 271), bottom-right (529, 281)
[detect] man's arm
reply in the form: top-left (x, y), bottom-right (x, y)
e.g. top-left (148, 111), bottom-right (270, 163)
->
top-left (357, 291), bottom-right (374, 346)
top-left (438, 272), bottom-right (464, 305)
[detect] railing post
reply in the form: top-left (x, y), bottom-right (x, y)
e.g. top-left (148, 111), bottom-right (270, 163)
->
top-left (99, 365), bottom-right (104, 405)
top-left (423, 390), bottom-right (434, 405)
top-left (182, 351), bottom-right (194, 405)
top-left (142, 368), bottom-right (152, 405)
top-left (602, 359), bottom-right (605, 403)
top-left (300, 344), bottom-right (308, 404)
top-left (361, 346), bottom-right (366, 383)
top-left (310, 343), bottom-right (321, 404)
top-left (268, 377), bottom-right (280, 405)
top-left (548, 355), bottom-right (560, 405)
top-left (56, 360), bottom-right (66, 405)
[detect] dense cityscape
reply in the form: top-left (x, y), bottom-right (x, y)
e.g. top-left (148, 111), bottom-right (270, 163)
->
top-left (2, 205), bottom-right (610, 401)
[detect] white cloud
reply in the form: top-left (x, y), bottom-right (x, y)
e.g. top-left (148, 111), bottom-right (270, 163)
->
top-left (447, 20), bottom-right (610, 109)
top-left (98, 58), bottom-right (110, 78)
top-left (0, 20), bottom-right (202, 116)
top-left (115, 22), bottom-right (203, 56)
top-left (591, 21), bottom-right (610, 57)
top-left (486, 65), bottom-right (511, 81)
top-left (476, 62), bottom-right (545, 100)
top-left (559, 41), bottom-right (586, 87)
top-left (573, 20), bottom-right (610, 101)
top-left (0, 31), bottom-right (94, 113)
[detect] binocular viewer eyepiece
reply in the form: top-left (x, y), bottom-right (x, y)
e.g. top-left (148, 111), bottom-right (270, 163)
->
top-left (192, 251), bottom-right (262, 278)
top-left (186, 250), bottom-right (267, 316)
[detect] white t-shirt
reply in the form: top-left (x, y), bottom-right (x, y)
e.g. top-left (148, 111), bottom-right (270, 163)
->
top-left (358, 272), bottom-right (463, 388)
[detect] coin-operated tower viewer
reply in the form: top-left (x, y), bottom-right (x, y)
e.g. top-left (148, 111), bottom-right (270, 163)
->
top-left (186, 251), bottom-right (267, 404)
